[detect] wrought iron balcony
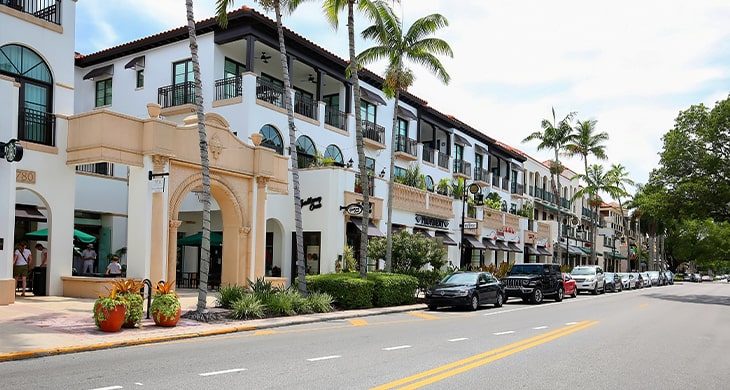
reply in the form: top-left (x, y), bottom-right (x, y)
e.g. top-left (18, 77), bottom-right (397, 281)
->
top-left (76, 163), bottom-right (114, 176)
top-left (395, 135), bottom-right (417, 156)
top-left (19, 107), bottom-right (55, 146)
top-left (256, 78), bottom-right (284, 108)
top-left (2, 0), bottom-right (61, 25)
top-left (294, 94), bottom-right (318, 120)
top-left (361, 120), bottom-right (385, 144)
top-left (214, 76), bottom-right (242, 100)
top-left (158, 81), bottom-right (196, 108)
top-left (437, 153), bottom-right (449, 169)
top-left (452, 159), bottom-right (471, 178)
top-left (422, 145), bottom-right (435, 164)
top-left (324, 106), bottom-right (347, 131)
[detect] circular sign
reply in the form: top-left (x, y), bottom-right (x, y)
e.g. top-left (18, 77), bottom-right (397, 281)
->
top-left (468, 183), bottom-right (481, 194)
top-left (4, 140), bottom-right (23, 162)
top-left (345, 203), bottom-right (363, 216)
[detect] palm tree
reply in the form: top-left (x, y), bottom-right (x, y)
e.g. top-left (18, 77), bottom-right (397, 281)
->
top-left (572, 164), bottom-right (622, 265)
top-left (522, 108), bottom-right (575, 265)
top-left (322, 0), bottom-right (384, 278)
top-left (357, 3), bottom-right (452, 272)
top-left (179, 0), bottom-right (217, 321)
top-left (607, 163), bottom-right (635, 269)
top-left (217, 0), bottom-right (308, 294)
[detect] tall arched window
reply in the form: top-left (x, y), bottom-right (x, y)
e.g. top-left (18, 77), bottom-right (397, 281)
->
top-left (324, 144), bottom-right (344, 166)
top-left (425, 175), bottom-right (434, 192)
top-left (259, 124), bottom-right (283, 155)
top-left (0, 44), bottom-right (54, 146)
top-left (295, 135), bottom-right (316, 168)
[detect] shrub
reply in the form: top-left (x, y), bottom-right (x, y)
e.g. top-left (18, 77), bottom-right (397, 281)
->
top-left (248, 276), bottom-right (279, 303)
top-left (231, 294), bottom-right (266, 320)
top-left (308, 292), bottom-right (334, 313)
top-left (265, 292), bottom-right (296, 316)
top-left (369, 273), bottom-right (419, 306)
top-left (305, 273), bottom-right (374, 309)
top-left (217, 284), bottom-right (247, 309)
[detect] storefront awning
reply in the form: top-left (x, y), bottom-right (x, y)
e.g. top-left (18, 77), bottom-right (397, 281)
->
top-left (482, 238), bottom-right (500, 250)
top-left (414, 228), bottom-right (433, 237)
top-left (605, 251), bottom-right (627, 259)
top-left (83, 64), bottom-right (114, 80)
top-left (15, 204), bottom-right (47, 221)
top-left (536, 246), bottom-right (553, 256)
top-left (495, 240), bottom-right (511, 251)
top-left (436, 231), bottom-right (458, 246)
top-left (360, 88), bottom-right (386, 105)
top-left (526, 246), bottom-right (539, 255)
top-left (560, 242), bottom-right (585, 255)
top-left (349, 217), bottom-right (385, 237)
top-left (507, 242), bottom-right (522, 252)
top-left (463, 235), bottom-right (485, 249)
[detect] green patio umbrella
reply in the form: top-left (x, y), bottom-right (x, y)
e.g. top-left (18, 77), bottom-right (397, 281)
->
top-left (177, 231), bottom-right (223, 247)
top-left (25, 228), bottom-right (97, 243)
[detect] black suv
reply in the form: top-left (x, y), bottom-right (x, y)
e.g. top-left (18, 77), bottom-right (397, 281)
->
top-left (502, 263), bottom-right (564, 304)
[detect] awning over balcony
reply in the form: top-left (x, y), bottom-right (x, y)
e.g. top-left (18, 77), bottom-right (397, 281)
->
top-left (124, 55), bottom-right (145, 69)
top-left (507, 242), bottom-right (522, 252)
top-left (482, 238), bottom-right (500, 250)
top-left (398, 106), bottom-right (417, 120)
top-left (15, 204), bottom-right (46, 221)
top-left (83, 64), bottom-right (114, 80)
top-left (349, 217), bottom-right (385, 237)
top-left (453, 134), bottom-right (472, 147)
top-left (474, 144), bottom-right (488, 155)
top-left (463, 235), bottom-right (485, 249)
top-left (436, 231), bottom-right (458, 246)
top-left (360, 88), bottom-right (386, 105)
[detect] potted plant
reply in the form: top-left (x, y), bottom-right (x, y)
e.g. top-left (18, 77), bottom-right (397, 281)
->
top-left (150, 280), bottom-right (181, 327)
top-left (93, 286), bottom-right (127, 332)
top-left (111, 279), bottom-right (145, 328)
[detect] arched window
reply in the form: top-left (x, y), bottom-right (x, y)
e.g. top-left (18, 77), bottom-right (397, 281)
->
top-left (323, 144), bottom-right (344, 166)
top-left (295, 135), bottom-right (316, 168)
top-left (259, 124), bottom-right (283, 155)
top-left (0, 44), bottom-right (54, 146)
top-left (425, 175), bottom-right (434, 192)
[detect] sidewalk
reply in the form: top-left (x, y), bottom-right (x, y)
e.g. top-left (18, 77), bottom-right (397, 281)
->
top-left (0, 290), bottom-right (425, 362)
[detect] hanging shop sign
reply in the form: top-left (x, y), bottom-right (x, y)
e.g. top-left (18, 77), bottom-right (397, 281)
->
top-left (340, 202), bottom-right (363, 216)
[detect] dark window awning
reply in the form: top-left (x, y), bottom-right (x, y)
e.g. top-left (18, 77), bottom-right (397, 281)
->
top-left (83, 64), bottom-right (114, 80)
top-left (536, 246), bottom-right (553, 256)
top-left (398, 106), bottom-right (417, 120)
top-left (453, 134), bottom-right (472, 147)
top-left (605, 251), bottom-right (627, 259)
top-left (463, 235), bottom-right (485, 249)
top-left (124, 56), bottom-right (145, 69)
top-left (360, 88), bottom-right (386, 105)
top-left (526, 245), bottom-right (539, 255)
top-left (414, 228), bottom-right (433, 237)
top-left (15, 204), bottom-right (46, 221)
top-left (474, 144), bottom-right (488, 155)
top-left (482, 238), bottom-right (500, 250)
top-left (495, 240), bottom-right (511, 251)
top-left (507, 242), bottom-right (522, 252)
top-left (435, 231), bottom-right (458, 246)
top-left (349, 217), bottom-right (385, 237)
top-left (559, 242), bottom-right (584, 255)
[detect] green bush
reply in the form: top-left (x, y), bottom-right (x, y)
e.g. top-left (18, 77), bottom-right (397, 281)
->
top-left (369, 272), bottom-right (419, 306)
top-left (304, 273), bottom-right (374, 309)
top-left (265, 291), bottom-right (296, 316)
top-left (308, 291), bottom-right (334, 313)
top-left (231, 294), bottom-right (266, 320)
top-left (217, 284), bottom-right (247, 309)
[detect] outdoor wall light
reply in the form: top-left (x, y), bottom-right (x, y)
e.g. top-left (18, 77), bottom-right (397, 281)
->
top-left (379, 168), bottom-right (386, 178)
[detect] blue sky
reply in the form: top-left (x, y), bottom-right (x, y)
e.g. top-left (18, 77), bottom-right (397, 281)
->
top-left (75, 0), bottom-right (730, 191)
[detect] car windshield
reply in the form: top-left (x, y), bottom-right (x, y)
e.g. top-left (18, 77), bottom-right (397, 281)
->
top-left (571, 268), bottom-right (596, 275)
top-left (617, 273), bottom-right (629, 279)
top-left (441, 273), bottom-right (478, 285)
top-left (648, 271), bottom-right (659, 277)
top-left (509, 265), bottom-right (541, 275)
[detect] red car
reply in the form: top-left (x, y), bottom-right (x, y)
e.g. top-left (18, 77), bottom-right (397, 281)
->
top-left (562, 273), bottom-right (577, 298)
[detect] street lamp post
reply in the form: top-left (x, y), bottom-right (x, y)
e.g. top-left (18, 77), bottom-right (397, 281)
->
top-left (460, 182), bottom-right (482, 268)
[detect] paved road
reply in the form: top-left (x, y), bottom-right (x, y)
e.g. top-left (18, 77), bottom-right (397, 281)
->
top-left (1, 282), bottom-right (729, 389)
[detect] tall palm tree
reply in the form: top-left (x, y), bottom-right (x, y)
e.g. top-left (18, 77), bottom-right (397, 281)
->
top-left (565, 118), bottom-right (609, 266)
top-left (572, 164), bottom-right (622, 265)
top-left (217, 0), bottom-right (308, 294)
top-left (522, 108), bottom-right (575, 265)
top-left (606, 163), bottom-right (635, 269)
top-left (357, 3), bottom-right (452, 272)
top-left (181, 0), bottom-right (216, 321)
top-left (322, 0), bottom-right (384, 278)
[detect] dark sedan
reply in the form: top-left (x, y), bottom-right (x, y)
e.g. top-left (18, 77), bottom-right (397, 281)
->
top-left (425, 271), bottom-right (504, 311)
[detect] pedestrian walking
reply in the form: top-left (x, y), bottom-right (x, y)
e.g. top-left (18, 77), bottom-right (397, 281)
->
top-left (13, 242), bottom-right (32, 296)
top-left (36, 243), bottom-right (48, 267)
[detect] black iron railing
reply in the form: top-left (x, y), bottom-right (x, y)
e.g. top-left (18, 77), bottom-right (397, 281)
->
top-left (324, 107), bottom-right (347, 130)
top-left (19, 107), bottom-right (55, 146)
top-left (158, 81), bottom-right (196, 108)
top-left (395, 135), bottom-right (417, 156)
top-left (256, 78), bottom-right (284, 108)
top-left (361, 120), bottom-right (385, 144)
top-left (214, 76), bottom-right (242, 100)
top-left (294, 94), bottom-right (318, 120)
top-left (76, 163), bottom-right (114, 176)
top-left (437, 153), bottom-right (449, 169)
top-left (422, 145), bottom-right (435, 164)
top-left (2, 0), bottom-right (61, 25)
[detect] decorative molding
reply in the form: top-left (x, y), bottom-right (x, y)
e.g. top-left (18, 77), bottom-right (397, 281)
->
top-left (151, 155), bottom-right (168, 172)
top-left (209, 134), bottom-right (223, 161)
top-left (240, 227), bottom-right (251, 235)
top-left (169, 220), bottom-right (183, 229)
top-left (256, 176), bottom-right (270, 186)
top-left (16, 169), bottom-right (36, 184)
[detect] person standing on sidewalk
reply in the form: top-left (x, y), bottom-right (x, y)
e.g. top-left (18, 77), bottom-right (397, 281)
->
top-left (105, 255), bottom-right (122, 276)
top-left (13, 242), bottom-right (32, 296)
top-left (35, 243), bottom-right (48, 267)
top-left (81, 244), bottom-right (96, 274)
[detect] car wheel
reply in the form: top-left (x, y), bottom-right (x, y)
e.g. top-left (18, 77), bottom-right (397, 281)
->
top-left (571, 288), bottom-right (577, 298)
top-left (555, 287), bottom-right (564, 302)
top-left (592, 285), bottom-right (598, 295)
top-left (531, 288), bottom-right (544, 304)
top-left (469, 294), bottom-right (480, 311)
top-left (427, 304), bottom-right (438, 311)
top-left (494, 293), bottom-right (504, 308)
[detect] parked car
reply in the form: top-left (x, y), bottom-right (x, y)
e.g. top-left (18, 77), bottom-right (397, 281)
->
top-left (647, 271), bottom-right (662, 286)
top-left (425, 271), bottom-right (505, 311)
top-left (618, 273), bottom-right (635, 289)
top-left (642, 272), bottom-right (653, 287)
top-left (692, 273), bottom-right (702, 283)
top-left (683, 273), bottom-right (692, 282)
top-left (570, 265), bottom-right (606, 295)
top-left (502, 263), bottom-right (564, 304)
top-left (664, 271), bottom-right (674, 285)
top-left (604, 272), bottom-right (623, 292)
top-left (562, 273), bottom-right (577, 298)
top-left (701, 275), bottom-right (713, 282)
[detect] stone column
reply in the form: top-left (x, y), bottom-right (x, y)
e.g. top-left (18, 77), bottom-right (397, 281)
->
top-left (167, 220), bottom-right (182, 283)
top-left (253, 177), bottom-right (269, 281)
top-left (149, 155), bottom-right (169, 284)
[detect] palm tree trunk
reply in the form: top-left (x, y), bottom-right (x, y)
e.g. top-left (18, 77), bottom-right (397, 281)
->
top-left (385, 89), bottom-right (400, 272)
top-left (348, 1), bottom-right (370, 279)
top-left (553, 150), bottom-right (563, 265)
top-left (185, 0), bottom-right (211, 314)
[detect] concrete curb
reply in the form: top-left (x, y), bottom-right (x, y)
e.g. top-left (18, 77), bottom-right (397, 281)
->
top-left (0, 304), bottom-right (425, 362)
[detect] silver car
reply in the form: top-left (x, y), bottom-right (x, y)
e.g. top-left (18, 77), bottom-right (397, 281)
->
top-left (570, 265), bottom-right (606, 295)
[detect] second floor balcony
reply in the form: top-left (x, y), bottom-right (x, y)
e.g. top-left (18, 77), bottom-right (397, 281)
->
top-left (394, 135), bottom-right (417, 161)
top-left (19, 107), bottom-right (56, 146)
top-left (158, 81), bottom-right (195, 108)
top-left (214, 76), bottom-right (242, 100)
top-left (362, 120), bottom-right (386, 149)
top-left (324, 106), bottom-right (347, 131)
top-left (2, 0), bottom-right (61, 25)
top-left (437, 152), bottom-right (449, 170)
top-left (452, 159), bottom-right (471, 179)
top-left (423, 145), bottom-right (435, 164)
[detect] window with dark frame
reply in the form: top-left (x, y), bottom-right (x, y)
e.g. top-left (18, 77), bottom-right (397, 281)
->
top-left (396, 118), bottom-right (408, 152)
top-left (136, 69), bottom-right (144, 88)
top-left (95, 78), bottom-right (112, 107)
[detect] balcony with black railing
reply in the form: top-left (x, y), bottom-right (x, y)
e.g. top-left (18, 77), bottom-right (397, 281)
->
top-left (394, 135), bottom-right (417, 160)
top-left (452, 159), bottom-right (471, 178)
top-left (473, 167), bottom-right (489, 183)
top-left (491, 175), bottom-right (500, 187)
top-left (294, 94), bottom-right (318, 120)
top-left (19, 107), bottom-right (55, 146)
top-left (437, 153), bottom-right (449, 169)
top-left (158, 81), bottom-right (196, 108)
top-left (513, 183), bottom-right (523, 195)
top-left (256, 78), bottom-right (284, 108)
top-left (361, 120), bottom-right (386, 147)
top-left (76, 162), bottom-right (114, 176)
top-left (2, 0), bottom-right (61, 25)
top-left (324, 106), bottom-right (347, 131)
top-left (422, 145), bottom-right (435, 164)
top-left (214, 76), bottom-right (242, 100)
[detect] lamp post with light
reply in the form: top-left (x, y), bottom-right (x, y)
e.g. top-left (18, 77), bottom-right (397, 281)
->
top-left (460, 182), bottom-right (483, 268)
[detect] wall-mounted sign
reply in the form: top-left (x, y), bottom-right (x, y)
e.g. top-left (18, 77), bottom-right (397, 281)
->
top-left (301, 196), bottom-right (322, 211)
top-left (463, 222), bottom-right (478, 229)
top-left (415, 214), bottom-right (450, 229)
top-left (340, 202), bottom-right (363, 216)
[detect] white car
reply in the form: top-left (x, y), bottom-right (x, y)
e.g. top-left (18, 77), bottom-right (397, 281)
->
top-left (570, 265), bottom-right (606, 295)
top-left (617, 273), bottom-right (635, 289)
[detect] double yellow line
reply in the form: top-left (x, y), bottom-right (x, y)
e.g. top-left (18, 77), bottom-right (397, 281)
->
top-left (372, 320), bottom-right (598, 389)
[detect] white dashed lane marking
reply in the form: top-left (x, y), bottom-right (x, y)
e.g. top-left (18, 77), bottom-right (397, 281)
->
top-left (199, 368), bottom-right (247, 376)
top-left (448, 338), bottom-right (468, 342)
top-left (493, 331), bottom-right (515, 335)
top-left (533, 326), bottom-right (548, 330)
top-left (383, 345), bottom-right (412, 351)
top-left (307, 355), bottom-right (341, 362)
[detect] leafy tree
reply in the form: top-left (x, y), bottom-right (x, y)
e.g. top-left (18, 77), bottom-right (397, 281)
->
top-left (217, 0), bottom-right (309, 294)
top-left (367, 229), bottom-right (447, 272)
top-left (606, 164), bottom-right (635, 262)
top-left (357, 3), bottom-right (452, 272)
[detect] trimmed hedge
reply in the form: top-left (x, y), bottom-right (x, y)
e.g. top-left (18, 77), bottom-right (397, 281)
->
top-left (368, 272), bottom-right (419, 307)
top-left (303, 272), bottom-right (419, 309)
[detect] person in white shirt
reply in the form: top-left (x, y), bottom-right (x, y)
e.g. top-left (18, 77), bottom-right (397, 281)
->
top-left (35, 243), bottom-right (48, 267)
top-left (81, 244), bottom-right (97, 274)
top-left (105, 255), bottom-right (122, 276)
top-left (13, 242), bottom-right (32, 296)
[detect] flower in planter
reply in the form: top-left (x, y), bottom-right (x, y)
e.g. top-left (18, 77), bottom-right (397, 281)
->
top-left (150, 280), bottom-right (181, 327)
top-left (93, 286), bottom-right (127, 332)
top-left (110, 278), bottom-right (145, 328)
